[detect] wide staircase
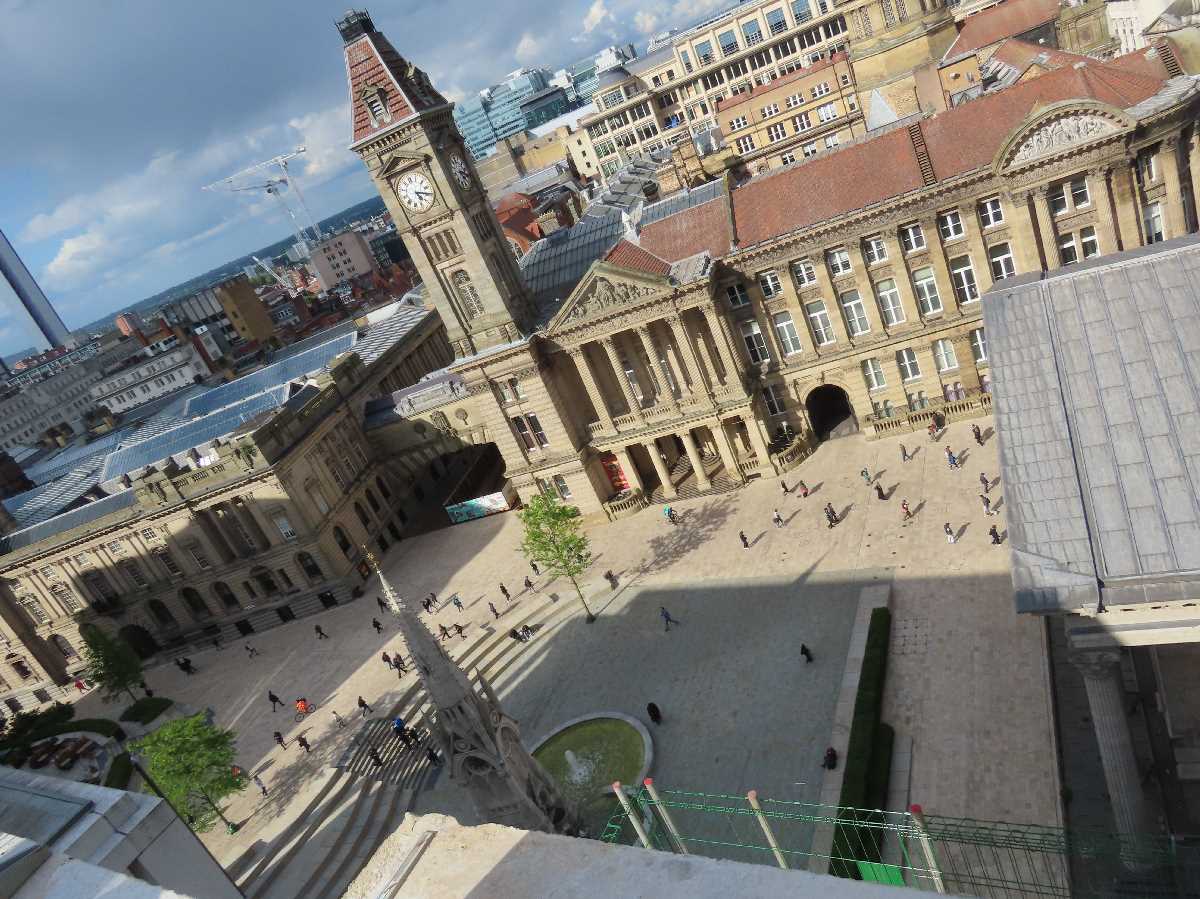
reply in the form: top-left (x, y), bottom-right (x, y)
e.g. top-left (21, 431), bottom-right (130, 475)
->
top-left (649, 451), bottom-right (741, 504)
top-left (227, 584), bottom-right (587, 898)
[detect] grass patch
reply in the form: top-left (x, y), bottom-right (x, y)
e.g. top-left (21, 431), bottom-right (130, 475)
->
top-left (532, 718), bottom-right (645, 827)
top-left (104, 752), bottom-right (133, 789)
top-left (119, 697), bottom-right (173, 725)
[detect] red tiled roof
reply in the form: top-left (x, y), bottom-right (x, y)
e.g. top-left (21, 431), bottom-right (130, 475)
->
top-left (945, 0), bottom-right (1062, 58)
top-left (1105, 44), bottom-right (1173, 80)
top-left (604, 239), bottom-right (672, 275)
top-left (499, 207), bottom-right (542, 249)
top-left (715, 51), bottom-right (848, 113)
top-left (495, 193), bottom-right (536, 214)
top-left (345, 31), bottom-right (445, 144)
top-left (988, 37), bottom-right (1092, 73)
top-left (727, 59), bottom-right (1166, 249)
top-left (638, 194), bottom-right (733, 262)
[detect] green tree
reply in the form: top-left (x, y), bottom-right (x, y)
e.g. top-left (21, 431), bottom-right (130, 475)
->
top-left (518, 492), bottom-right (596, 623)
top-left (80, 627), bottom-right (143, 704)
top-left (131, 713), bottom-right (245, 833)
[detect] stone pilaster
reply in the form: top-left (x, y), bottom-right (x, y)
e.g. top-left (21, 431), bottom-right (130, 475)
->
top-left (637, 324), bottom-right (678, 409)
top-left (569, 345), bottom-right (614, 431)
top-left (1088, 167), bottom-right (1120, 256)
top-left (667, 314), bottom-right (706, 397)
top-left (1031, 186), bottom-right (1060, 271)
top-left (701, 307), bottom-right (740, 384)
top-left (679, 429), bottom-right (710, 489)
top-left (1112, 158), bottom-right (1145, 250)
top-left (1160, 136), bottom-right (1189, 239)
top-left (644, 438), bottom-right (676, 498)
top-left (1006, 191), bottom-right (1044, 273)
top-left (960, 202), bottom-right (994, 295)
top-left (601, 336), bottom-right (643, 421)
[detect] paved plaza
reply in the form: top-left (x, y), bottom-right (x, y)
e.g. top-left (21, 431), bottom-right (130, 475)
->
top-left (73, 416), bottom-right (1060, 866)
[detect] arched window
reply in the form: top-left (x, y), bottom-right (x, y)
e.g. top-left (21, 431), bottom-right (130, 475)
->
top-left (50, 583), bottom-right (81, 613)
top-left (451, 270), bottom-right (484, 317)
top-left (17, 596), bottom-right (48, 625)
top-left (297, 552), bottom-right (323, 582)
top-left (180, 588), bottom-right (211, 621)
top-left (148, 600), bottom-right (177, 628)
top-left (82, 570), bottom-right (116, 604)
top-left (365, 488), bottom-right (381, 514)
top-left (333, 526), bottom-right (353, 558)
top-left (213, 582), bottom-right (240, 611)
top-left (49, 634), bottom-right (76, 659)
top-left (375, 476), bottom-right (392, 500)
top-left (355, 502), bottom-right (371, 528)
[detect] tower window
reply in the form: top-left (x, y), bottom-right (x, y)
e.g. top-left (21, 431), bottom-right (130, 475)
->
top-left (452, 270), bottom-right (484, 317)
top-left (364, 88), bottom-right (391, 126)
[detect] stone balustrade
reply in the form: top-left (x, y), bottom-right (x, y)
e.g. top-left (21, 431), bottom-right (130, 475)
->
top-left (863, 387), bottom-right (993, 438)
top-left (602, 489), bottom-right (649, 522)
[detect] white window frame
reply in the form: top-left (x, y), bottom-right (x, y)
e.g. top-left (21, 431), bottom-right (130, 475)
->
top-left (740, 319), bottom-right (771, 363)
top-left (792, 258), bottom-right (817, 287)
top-left (863, 236), bottom-right (887, 265)
top-left (779, 151), bottom-right (797, 165)
top-left (897, 347), bottom-right (921, 382)
top-left (978, 196), bottom-right (1004, 229)
top-left (762, 384), bottom-right (785, 416)
top-left (552, 474), bottom-right (572, 500)
top-left (728, 116), bottom-right (749, 131)
top-left (938, 210), bottom-right (964, 241)
top-left (1058, 231), bottom-right (1079, 265)
top-left (793, 112), bottom-right (812, 132)
top-left (949, 256), bottom-right (979, 304)
top-left (1080, 225), bottom-right (1099, 259)
top-left (900, 223), bottom-right (925, 253)
top-left (817, 102), bottom-right (837, 122)
top-left (970, 328), bottom-right (988, 363)
top-left (772, 312), bottom-right (804, 356)
top-left (736, 135), bottom-right (757, 154)
top-left (862, 358), bottom-right (886, 391)
top-left (911, 267), bottom-right (942, 315)
top-left (805, 300), bottom-right (835, 345)
top-left (273, 513), bottom-right (297, 541)
top-left (933, 338), bottom-right (958, 372)
top-left (839, 290), bottom-right (870, 337)
top-left (767, 122), bottom-right (788, 142)
top-left (761, 102), bottom-right (780, 118)
top-left (758, 270), bottom-right (783, 298)
top-left (826, 247), bottom-right (852, 276)
top-left (875, 279), bottom-right (905, 326)
top-left (988, 242), bottom-right (1015, 280)
top-left (1142, 202), bottom-right (1164, 243)
top-left (726, 282), bottom-right (750, 307)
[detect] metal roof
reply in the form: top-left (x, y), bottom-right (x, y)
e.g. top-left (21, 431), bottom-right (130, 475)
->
top-left (0, 491), bottom-right (139, 554)
top-left (520, 210), bottom-right (627, 313)
top-left (641, 179), bottom-right (726, 227)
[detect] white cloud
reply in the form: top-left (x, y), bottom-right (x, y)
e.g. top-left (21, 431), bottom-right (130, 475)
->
top-left (514, 32), bottom-right (544, 65)
top-left (287, 105), bottom-right (356, 183)
top-left (634, 10), bottom-right (659, 34)
top-left (582, 0), bottom-right (610, 33)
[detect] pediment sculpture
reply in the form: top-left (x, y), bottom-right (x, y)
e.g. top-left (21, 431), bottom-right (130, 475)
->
top-left (567, 278), bottom-right (658, 322)
top-left (1010, 114), bottom-right (1119, 165)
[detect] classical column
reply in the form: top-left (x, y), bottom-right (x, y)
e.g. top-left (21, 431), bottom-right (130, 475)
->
top-left (918, 215), bottom-right (958, 315)
top-left (644, 438), bottom-right (676, 498)
top-left (569, 345), bottom-right (614, 431)
top-left (1031, 186), bottom-right (1061, 271)
top-left (1112, 159), bottom-right (1145, 250)
top-left (667, 313), bottom-right (707, 396)
top-left (637, 324), bottom-right (678, 409)
top-left (1006, 191), bottom-right (1044, 273)
top-left (1088, 168), bottom-right (1120, 256)
top-left (601, 336), bottom-right (643, 421)
top-left (679, 429), bottom-right (710, 489)
top-left (960, 203), bottom-right (995, 295)
top-left (1160, 136), bottom-right (1189, 239)
top-left (811, 257), bottom-right (854, 347)
top-left (710, 418), bottom-right (744, 482)
top-left (880, 233), bottom-right (921, 328)
top-left (614, 446), bottom-right (644, 494)
top-left (1072, 649), bottom-right (1155, 844)
top-left (743, 414), bottom-right (774, 473)
top-left (701, 307), bottom-right (740, 385)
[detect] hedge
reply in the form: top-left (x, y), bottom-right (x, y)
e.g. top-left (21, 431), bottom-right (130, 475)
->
top-left (104, 752), bottom-right (133, 789)
top-left (831, 607), bottom-right (892, 879)
top-left (7, 718), bottom-right (126, 749)
top-left (3, 702), bottom-right (74, 744)
top-left (119, 697), bottom-right (174, 725)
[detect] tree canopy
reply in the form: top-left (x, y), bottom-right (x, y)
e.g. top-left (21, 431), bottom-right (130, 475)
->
top-left (131, 713), bottom-right (245, 833)
top-left (518, 492), bottom-right (596, 622)
top-left (80, 627), bottom-right (143, 704)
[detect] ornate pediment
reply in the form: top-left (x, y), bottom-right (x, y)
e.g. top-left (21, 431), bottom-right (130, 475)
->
top-left (377, 149), bottom-right (428, 179)
top-left (567, 277), bottom-right (657, 321)
top-left (543, 264), bottom-right (670, 337)
top-left (998, 104), bottom-right (1129, 171)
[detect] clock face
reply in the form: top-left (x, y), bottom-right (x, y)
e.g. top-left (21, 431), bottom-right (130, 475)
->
top-left (396, 172), bottom-right (435, 212)
top-left (450, 154), bottom-right (472, 189)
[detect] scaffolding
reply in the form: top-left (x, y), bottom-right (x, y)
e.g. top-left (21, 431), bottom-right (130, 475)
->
top-left (600, 782), bottom-right (1200, 898)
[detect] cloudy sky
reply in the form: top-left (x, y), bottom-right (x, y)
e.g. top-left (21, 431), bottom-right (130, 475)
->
top-left (0, 0), bottom-right (727, 356)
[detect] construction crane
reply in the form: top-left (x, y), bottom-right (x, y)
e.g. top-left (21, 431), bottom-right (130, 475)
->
top-left (202, 148), bottom-right (323, 253)
top-left (250, 255), bottom-right (300, 299)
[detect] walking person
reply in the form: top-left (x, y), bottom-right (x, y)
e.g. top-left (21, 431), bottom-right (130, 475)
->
top-left (900, 443), bottom-right (908, 463)
top-left (371, 617), bottom-right (383, 635)
top-left (772, 509), bottom-right (784, 529)
top-left (179, 657), bottom-right (196, 675)
top-left (800, 643), bottom-right (813, 663)
top-left (253, 775), bottom-right (268, 797)
top-left (530, 561), bottom-right (540, 576)
top-left (927, 420), bottom-right (938, 441)
top-left (74, 678), bottom-right (87, 694)
top-left (357, 696), bottom-right (373, 718)
top-left (824, 502), bottom-right (840, 528)
top-left (901, 499), bottom-right (911, 521)
top-left (860, 467), bottom-right (872, 485)
top-left (488, 602), bottom-right (499, 620)
top-left (451, 594), bottom-right (464, 612)
top-left (367, 747), bottom-right (383, 768)
top-left (989, 525), bottom-right (1003, 545)
top-left (427, 592), bottom-right (438, 610)
top-left (314, 624), bottom-right (329, 640)
top-left (798, 480), bottom-right (809, 498)
top-left (874, 482), bottom-right (886, 501)
top-left (944, 522), bottom-right (956, 545)
top-left (273, 731), bottom-right (286, 750)
top-left (980, 494), bottom-right (995, 516)
top-left (425, 746), bottom-right (443, 766)
top-left (454, 623), bottom-right (466, 638)
top-left (499, 583), bottom-right (510, 603)
top-left (268, 691), bottom-right (282, 712)
top-left (245, 643), bottom-right (259, 659)
top-left (781, 479), bottom-right (790, 496)
top-left (438, 624), bottom-right (451, 642)
top-left (377, 596), bottom-right (388, 614)
top-left (945, 446), bottom-right (959, 470)
top-left (331, 710), bottom-right (346, 729)
top-left (739, 530), bottom-right (750, 549)
top-left (394, 655), bottom-right (407, 674)
top-left (381, 651), bottom-right (393, 670)
top-left (524, 576), bottom-right (536, 593)
top-left (296, 735), bottom-right (311, 754)
top-left (972, 423), bottom-right (984, 446)
top-left (979, 472), bottom-right (990, 494)
top-left (646, 702), bottom-right (663, 725)
top-left (519, 624), bottom-right (533, 641)
top-left (422, 596), bottom-right (433, 614)
top-left (510, 628), bottom-right (525, 644)
top-left (660, 606), bottom-right (680, 632)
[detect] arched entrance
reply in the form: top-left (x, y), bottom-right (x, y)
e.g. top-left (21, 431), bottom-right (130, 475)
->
top-left (806, 384), bottom-right (857, 440)
top-left (119, 624), bottom-right (159, 659)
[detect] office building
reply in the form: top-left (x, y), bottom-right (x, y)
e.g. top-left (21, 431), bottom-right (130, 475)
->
top-left (311, 231), bottom-right (380, 291)
top-left (453, 68), bottom-right (552, 159)
top-left (201, 275), bottom-right (276, 345)
top-left (520, 86), bottom-right (573, 130)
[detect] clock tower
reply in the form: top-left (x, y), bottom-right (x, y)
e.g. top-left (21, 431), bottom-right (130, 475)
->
top-left (338, 10), bottom-right (536, 358)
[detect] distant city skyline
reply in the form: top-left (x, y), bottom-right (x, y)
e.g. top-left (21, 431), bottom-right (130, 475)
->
top-left (0, 0), bottom-right (691, 355)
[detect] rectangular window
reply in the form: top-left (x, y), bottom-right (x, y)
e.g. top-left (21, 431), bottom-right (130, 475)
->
top-left (696, 40), bottom-right (715, 65)
top-left (736, 135), bottom-right (757, 154)
top-left (792, 0), bottom-right (813, 22)
top-left (157, 550), bottom-right (182, 577)
top-left (719, 30), bottom-right (739, 56)
top-left (978, 196), bottom-right (1004, 228)
top-left (811, 82), bottom-right (831, 99)
top-left (786, 93), bottom-right (803, 109)
top-left (742, 20), bottom-right (763, 45)
top-left (780, 151), bottom-right (796, 165)
top-left (949, 256), bottom-right (979, 303)
top-left (1142, 202), bottom-right (1164, 243)
top-left (740, 320), bottom-right (771, 363)
top-left (681, 49), bottom-right (693, 73)
top-left (911, 267), bottom-right (942, 315)
top-left (897, 347), bottom-right (921, 381)
top-left (140, 527), bottom-right (157, 542)
top-left (874, 279), bottom-right (904, 326)
top-left (1048, 182), bottom-right (1069, 216)
top-left (767, 122), bottom-right (788, 142)
top-left (862, 358), bottom-right (886, 391)
top-left (1070, 177), bottom-right (1090, 209)
top-left (826, 247), bottom-right (851, 276)
top-left (1080, 225), bottom-right (1099, 259)
top-left (802, 141), bottom-right (818, 157)
top-left (273, 513), bottom-right (297, 541)
top-left (863, 236), bottom-right (887, 265)
top-left (792, 258), bottom-right (817, 287)
top-left (817, 102), bottom-right (838, 122)
top-left (806, 300), bottom-right (834, 345)
top-left (526, 414), bottom-right (549, 447)
top-left (872, 399), bottom-right (894, 419)
top-left (988, 242), bottom-right (1015, 280)
top-left (793, 112), bottom-right (812, 132)
top-left (938, 210), bottom-right (964, 241)
top-left (1058, 231), bottom-right (1079, 265)
top-left (767, 7), bottom-right (788, 33)
top-left (726, 283), bottom-right (750, 307)
top-left (907, 390), bottom-right (929, 410)
top-left (900, 223), bottom-right (925, 253)
top-left (970, 328), bottom-right (988, 363)
top-left (773, 312), bottom-right (803, 355)
top-left (761, 102), bottom-right (780, 118)
top-left (758, 270), bottom-right (783, 297)
top-left (512, 416), bottom-right (535, 451)
top-left (1136, 150), bottom-right (1156, 186)
top-left (729, 115), bottom-right (748, 131)
top-left (933, 338), bottom-right (958, 372)
top-left (123, 562), bottom-right (148, 588)
top-left (839, 290), bottom-right (870, 336)
top-left (762, 384), bottom-right (785, 416)
top-left (552, 474), bottom-right (572, 500)
top-left (189, 546), bottom-right (211, 570)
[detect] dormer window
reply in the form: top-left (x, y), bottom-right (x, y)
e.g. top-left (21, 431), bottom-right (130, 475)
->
top-left (364, 87), bottom-right (391, 126)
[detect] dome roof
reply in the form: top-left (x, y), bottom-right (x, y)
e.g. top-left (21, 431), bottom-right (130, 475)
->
top-left (595, 66), bottom-right (632, 90)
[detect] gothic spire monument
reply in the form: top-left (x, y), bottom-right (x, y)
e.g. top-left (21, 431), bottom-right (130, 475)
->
top-left (338, 10), bottom-right (536, 359)
top-left (363, 549), bottom-right (574, 833)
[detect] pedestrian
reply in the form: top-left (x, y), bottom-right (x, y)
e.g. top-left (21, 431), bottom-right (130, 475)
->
top-left (381, 651), bottom-right (393, 670)
top-left (945, 446), bottom-right (958, 470)
top-left (781, 479), bottom-right (790, 495)
top-left (646, 702), bottom-right (663, 725)
top-left (511, 628), bottom-right (525, 644)
top-left (488, 602), bottom-right (499, 620)
top-left (454, 623), bottom-right (466, 638)
top-left (874, 483), bottom-right (886, 501)
top-left (860, 467), bottom-right (871, 485)
top-left (427, 592), bottom-right (437, 611)
top-left (989, 525), bottom-right (1002, 545)
top-left (660, 606), bottom-right (679, 632)
top-left (605, 570), bottom-right (618, 589)
top-left (798, 480), bottom-right (809, 498)
top-left (273, 731), bottom-right (286, 749)
top-left (900, 443), bottom-right (908, 463)
top-left (739, 530), bottom-right (750, 549)
top-left (314, 625), bottom-right (329, 640)
top-left (972, 423), bottom-right (984, 446)
top-left (425, 746), bottom-right (442, 766)
top-left (979, 472), bottom-right (990, 494)
top-left (438, 624), bottom-right (451, 642)
top-left (180, 657), bottom-right (195, 675)
top-left (357, 696), bottom-right (373, 718)
top-left (371, 617), bottom-right (383, 635)
top-left (245, 643), bottom-right (259, 658)
top-left (980, 494), bottom-right (994, 516)
top-left (296, 735), bottom-right (311, 753)
top-left (499, 583), bottom-right (510, 602)
top-left (268, 690), bottom-right (282, 712)
top-left (800, 643), bottom-right (813, 663)
top-left (825, 502), bottom-right (839, 527)
top-left (391, 716), bottom-right (406, 737)
top-left (520, 624), bottom-right (533, 641)
top-left (524, 576), bottom-right (536, 592)
top-left (530, 561), bottom-right (540, 576)
top-left (368, 747), bottom-right (383, 768)
top-left (451, 595), bottom-right (464, 612)
top-left (253, 774), bottom-right (268, 797)
top-left (944, 522), bottom-right (956, 544)
top-left (331, 710), bottom-right (346, 728)
top-left (140, 680), bottom-right (154, 698)
top-left (74, 678), bottom-right (87, 694)
top-left (901, 499), bottom-right (911, 520)
top-left (927, 421), bottom-right (938, 441)
top-left (772, 509), bottom-right (784, 528)
top-left (422, 596), bottom-right (432, 614)
top-left (377, 596), bottom-right (387, 614)
top-left (394, 655), bottom-right (407, 674)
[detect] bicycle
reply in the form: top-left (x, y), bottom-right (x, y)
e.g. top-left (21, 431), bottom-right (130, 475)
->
top-left (293, 701), bottom-right (318, 722)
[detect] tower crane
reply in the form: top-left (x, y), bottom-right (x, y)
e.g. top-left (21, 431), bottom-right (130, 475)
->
top-left (202, 147), bottom-right (323, 253)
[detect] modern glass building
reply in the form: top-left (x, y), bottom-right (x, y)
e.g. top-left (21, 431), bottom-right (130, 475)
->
top-left (453, 68), bottom-right (550, 159)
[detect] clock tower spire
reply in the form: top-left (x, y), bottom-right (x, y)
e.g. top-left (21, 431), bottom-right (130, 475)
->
top-left (338, 10), bottom-right (536, 358)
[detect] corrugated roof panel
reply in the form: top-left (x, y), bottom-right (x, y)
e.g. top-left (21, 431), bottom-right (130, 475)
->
top-left (641, 179), bottom-right (726, 227)
top-left (0, 490), bottom-right (139, 554)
